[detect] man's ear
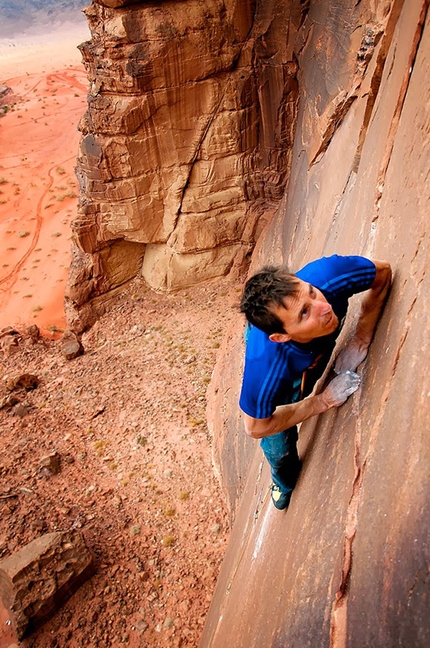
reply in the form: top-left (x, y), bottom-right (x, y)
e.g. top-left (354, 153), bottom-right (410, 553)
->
top-left (269, 332), bottom-right (291, 343)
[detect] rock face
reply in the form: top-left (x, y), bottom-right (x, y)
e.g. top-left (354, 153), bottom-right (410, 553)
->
top-left (0, 531), bottom-right (94, 638)
top-left (67, 0), bottom-right (302, 331)
top-left (201, 0), bottom-right (429, 646)
top-left (67, 0), bottom-right (429, 644)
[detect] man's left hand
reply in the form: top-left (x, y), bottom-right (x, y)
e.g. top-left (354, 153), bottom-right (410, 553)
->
top-left (334, 337), bottom-right (369, 374)
top-left (335, 259), bottom-right (392, 374)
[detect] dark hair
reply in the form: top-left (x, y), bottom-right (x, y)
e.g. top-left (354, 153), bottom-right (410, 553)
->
top-left (240, 265), bottom-right (299, 334)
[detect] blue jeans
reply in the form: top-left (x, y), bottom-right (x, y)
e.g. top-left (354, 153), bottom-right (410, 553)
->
top-left (260, 354), bottom-right (331, 494)
top-left (260, 426), bottom-right (302, 494)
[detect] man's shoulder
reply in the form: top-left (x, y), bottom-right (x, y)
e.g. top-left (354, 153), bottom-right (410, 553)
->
top-left (297, 255), bottom-right (375, 294)
top-left (245, 325), bottom-right (312, 369)
top-left (245, 323), bottom-right (285, 357)
top-left (240, 329), bottom-right (312, 418)
top-left (297, 254), bottom-right (368, 279)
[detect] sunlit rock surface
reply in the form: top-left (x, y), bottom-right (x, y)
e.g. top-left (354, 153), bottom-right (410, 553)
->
top-left (67, 0), bottom-right (301, 330)
top-left (66, 0), bottom-right (429, 643)
top-left (202, 0), bottom-right (429, 645)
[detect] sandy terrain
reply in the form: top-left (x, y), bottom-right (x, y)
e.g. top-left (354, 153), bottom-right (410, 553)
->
top-left (0, 24), bottom-right (89, 336)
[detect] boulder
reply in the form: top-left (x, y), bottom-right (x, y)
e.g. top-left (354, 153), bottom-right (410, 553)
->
top-left (60, 330), bottom-right (84, 360)
top-left (39, 452), bottom-right (62, 476)
top-left (0, 336), bottom-right (20, 355)
top-left (5, 374), bottom-right (38, 392)
top-left (23, 325), bottom-right (40, 341)
top-left (0, 531), bottom-right (94, 639)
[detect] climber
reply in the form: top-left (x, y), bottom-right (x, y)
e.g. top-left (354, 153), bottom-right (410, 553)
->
top-left (239, 254), bottom-right (392, 510)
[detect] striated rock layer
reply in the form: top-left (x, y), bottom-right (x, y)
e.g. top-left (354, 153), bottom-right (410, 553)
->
top-left (202, 0), bottom-right (429, 646)
top-left (67, 0), bottom-right (303, 331)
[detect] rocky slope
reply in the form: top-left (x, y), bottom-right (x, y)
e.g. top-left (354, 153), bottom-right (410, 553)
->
top-left (0, 277), bottom-right (238, 647)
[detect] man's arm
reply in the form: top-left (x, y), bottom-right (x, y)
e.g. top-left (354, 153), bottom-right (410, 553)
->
top-left (244, 371), bottom-right (361, 439)
top-left (334, 259), bottom-right (392, 374)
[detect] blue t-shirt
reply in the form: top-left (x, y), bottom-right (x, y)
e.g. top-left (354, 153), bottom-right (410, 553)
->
top-left (239, 255), bottom-right (376, 419)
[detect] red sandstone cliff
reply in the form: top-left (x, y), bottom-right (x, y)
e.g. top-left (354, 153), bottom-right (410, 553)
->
top-left (202, 0), bottom-right (429, 646)
top-left (67, 0), bottom-right (302, 331)
top-left (68, 1), bottom-right (429, 645)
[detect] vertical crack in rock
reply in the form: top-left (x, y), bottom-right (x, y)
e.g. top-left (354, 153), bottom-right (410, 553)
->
top-left (330, 169), bottom-right (357, 233)
top-left (308, 12), bottom-right (388, 169)
top-left (329, 289), bottom-right (419, 648)
top-left (210, 463), bottom-right (269, 645)
top-left (352, 0), bottom-right (404, 173)
top-left (310, 95), bottom-right (357, 167)
top-left (173, 67), bottom-right (238, 234)
top-left (329, 405), bottom-right (363, 648)
top-left (298, 0), bottom-right (311, 29)
top-left (372, 0), bottom-right (428, 221)
top-left (407, 569), bottom-right (421, 607)
top-left (390, 291), bottom-right (419, 376)
top-left (310, 0), bottom-right (422, 174)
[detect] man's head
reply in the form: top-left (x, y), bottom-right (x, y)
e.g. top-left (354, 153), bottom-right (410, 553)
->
top-left (240, 266), bottom-right (299, 334)
top-left (240, 265), bottom-right (339, 343)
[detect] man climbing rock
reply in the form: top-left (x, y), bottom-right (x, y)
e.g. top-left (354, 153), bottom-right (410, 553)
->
top-left (239, 255), bottom-right (392, 510)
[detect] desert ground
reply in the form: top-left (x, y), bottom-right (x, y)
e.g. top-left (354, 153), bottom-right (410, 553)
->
top-left (0, 25), bottom-right (89, 335)
top-left (0, 25), bottom-right (235, 648)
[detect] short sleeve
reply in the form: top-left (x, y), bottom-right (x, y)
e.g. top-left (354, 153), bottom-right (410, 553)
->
top-left (297, 255), bottom-right (376, 298)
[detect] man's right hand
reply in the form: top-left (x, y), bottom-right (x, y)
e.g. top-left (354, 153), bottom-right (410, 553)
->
top-left (322, 371), bottom-right (361, 408)
top-left (244, 371), bottom-right (362, 439)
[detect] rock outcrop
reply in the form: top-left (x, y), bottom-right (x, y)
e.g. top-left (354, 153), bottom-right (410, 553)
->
top-left (67, 0), bottom-right (303, 331)
top-left (66, 0), bottom-right (429, 644)
top-left (202, 0), bottom-right (429, 646)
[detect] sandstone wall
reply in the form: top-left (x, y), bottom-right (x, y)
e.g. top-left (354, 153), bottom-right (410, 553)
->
top-left (66, 0), bottom-right (429, 642)
top-left (202, 0), bottom-right (429, 645)
top-left (66, 0), bottom-right (304, 331)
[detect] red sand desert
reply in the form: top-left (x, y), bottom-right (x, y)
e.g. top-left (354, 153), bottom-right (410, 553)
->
top-left (0, 25), bottom-right (89, 336)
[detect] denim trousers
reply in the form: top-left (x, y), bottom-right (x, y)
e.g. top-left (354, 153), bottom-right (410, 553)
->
top-left (260, 426), bottom-right (302, 494)
top-left (259, 355), bottom-right (330, 494)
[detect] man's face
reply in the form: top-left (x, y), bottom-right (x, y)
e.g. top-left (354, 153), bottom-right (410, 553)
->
top-left (269, 279), bottom-right (339, 344)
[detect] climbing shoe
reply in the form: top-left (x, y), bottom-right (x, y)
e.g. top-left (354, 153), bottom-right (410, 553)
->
top-left (270, 484), bottom-right (292, 510)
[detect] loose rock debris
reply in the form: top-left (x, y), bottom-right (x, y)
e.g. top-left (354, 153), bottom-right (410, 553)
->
top-left (0, 276), bottom-right (239, 647)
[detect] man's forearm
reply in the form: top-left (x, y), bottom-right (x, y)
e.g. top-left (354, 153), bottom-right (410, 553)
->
top-left (244, 393), bottom-right (329, 439)
top-left (335, 260), bottom-right (392, 374)
top-left (244, 372), bottom-right (361, 439)
top-left (268, 394), bottom-right (330, 437)
top-left (354, 260), bottom-right (392, 345)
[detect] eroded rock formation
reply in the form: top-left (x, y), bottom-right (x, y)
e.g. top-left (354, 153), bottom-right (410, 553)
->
top-left (66, 0), bottom-right (429, 644)
top-left (0, 531), bottom-right (94, 639)
top-left (67, 0), bottom-right (303, 331)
